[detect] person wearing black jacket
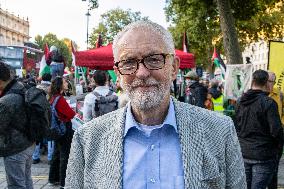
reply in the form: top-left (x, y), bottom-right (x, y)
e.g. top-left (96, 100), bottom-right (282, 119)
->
top-left (183, 71), bottom-right (208, 108)
top-left (235, 69), bottom-right (283, 189)
top-left (0, 61), bottom-right (34, 189)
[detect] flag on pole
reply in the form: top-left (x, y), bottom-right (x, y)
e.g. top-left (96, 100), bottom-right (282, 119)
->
top-left (96, 33), bottom-right (103, 49)
top-left (108, 70), bottom-right (117, 83)
top-left (183, 32), bottom-right (188, 53)
top-left (71, 41), bottom-right (76, 67)
top-left (39, 43), bottom-right (50, 77)
top-left (212, 47), bottom-right (226, 79)
top-left (71, 41), bottom-right (87, 83)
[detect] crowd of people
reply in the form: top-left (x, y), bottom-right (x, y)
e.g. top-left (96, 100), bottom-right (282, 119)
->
top-left (0, 20), bottom-right (283, 189)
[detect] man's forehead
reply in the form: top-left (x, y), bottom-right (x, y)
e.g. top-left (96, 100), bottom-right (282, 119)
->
top-left (118, 28), bottom-right (165, 46)
top-left (116, 29), bottom-right (167, 58)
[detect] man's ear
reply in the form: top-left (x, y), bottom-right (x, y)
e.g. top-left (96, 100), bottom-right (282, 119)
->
top-left (171, 56), bottom-right (180, 82)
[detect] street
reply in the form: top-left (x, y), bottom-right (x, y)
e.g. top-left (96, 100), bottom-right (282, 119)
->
top-left (0, 155), bottom-right (59, 189)
top-left (1, 154), bottom-right (284, 188)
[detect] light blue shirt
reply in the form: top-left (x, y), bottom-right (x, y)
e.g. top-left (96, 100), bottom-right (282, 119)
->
top-left (123, 99), bottom-right (185, 189)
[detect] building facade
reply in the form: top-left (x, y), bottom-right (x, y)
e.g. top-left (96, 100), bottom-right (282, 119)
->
top-left (0, 7), bottom-right (30, 45)
top-left (242, 40), bottom-right (269, 71)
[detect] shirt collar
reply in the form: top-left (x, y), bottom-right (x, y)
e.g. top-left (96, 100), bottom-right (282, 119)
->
top-left (124, 98), bottom-right (177, 137)
top-left (94, 85), bottom-right (110, 91)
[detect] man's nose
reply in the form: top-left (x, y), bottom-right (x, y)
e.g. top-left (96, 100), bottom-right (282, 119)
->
top-left (135, 62), bottom-right (150, 79)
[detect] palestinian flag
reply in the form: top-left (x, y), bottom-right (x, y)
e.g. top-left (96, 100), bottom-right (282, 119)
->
top-left (39, 43), bottom-right (50, 76)
top-left (71, 41), bottom-right (76, 67)
top-left (212, 47), bottom-right (226, 79)
top-left (108, 70), bottom-right (117, 83)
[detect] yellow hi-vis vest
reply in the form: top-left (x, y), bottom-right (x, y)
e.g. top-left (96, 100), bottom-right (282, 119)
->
top-left (212, 95), bottom-right (224, 113)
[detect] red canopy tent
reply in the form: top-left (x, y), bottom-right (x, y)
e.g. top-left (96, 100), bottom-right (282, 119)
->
top-left (75, 44), bottom-right (195, 70)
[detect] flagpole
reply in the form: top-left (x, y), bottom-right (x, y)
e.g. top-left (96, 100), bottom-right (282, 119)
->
top-left (86, 9), bottom-right (91, 49)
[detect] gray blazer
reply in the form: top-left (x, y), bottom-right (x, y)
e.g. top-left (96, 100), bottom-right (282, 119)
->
top-left (66, 99), bottom-right (246, 189)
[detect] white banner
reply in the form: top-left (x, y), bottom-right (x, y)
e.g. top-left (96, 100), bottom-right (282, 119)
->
top-left (224, 64), bottom-right (253, 100)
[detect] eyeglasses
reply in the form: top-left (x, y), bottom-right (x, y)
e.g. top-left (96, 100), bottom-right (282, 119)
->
top-left (114, 53), bottom-right (173, 75)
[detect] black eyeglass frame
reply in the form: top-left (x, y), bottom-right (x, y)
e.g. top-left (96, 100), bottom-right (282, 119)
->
top-left (114, 53), bottom-right (174, 75)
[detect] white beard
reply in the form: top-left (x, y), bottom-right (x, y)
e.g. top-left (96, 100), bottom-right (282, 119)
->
top-left (120, 76), bottom-right (171, 111)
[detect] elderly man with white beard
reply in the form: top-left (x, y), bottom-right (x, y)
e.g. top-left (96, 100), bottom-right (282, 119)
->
top-left (65, 21), bottom-right (246, 189)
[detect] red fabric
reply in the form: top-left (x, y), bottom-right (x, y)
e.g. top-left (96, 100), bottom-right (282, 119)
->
top-left (46, 52), bottom-right (52, 66)
top-left (75, 44), bottom-right (195, 70)
top-left (50, 95), bottom-right (76, 122)
top-left (175, 49), bottom-right (195, 69)
top-left (44, 43), bottom-right (49, 61)
top-left (212, 46), bottom-right (218, 60)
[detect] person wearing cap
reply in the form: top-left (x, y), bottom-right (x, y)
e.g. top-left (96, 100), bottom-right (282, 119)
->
top-left (183, 70), bottom-right (208, 108)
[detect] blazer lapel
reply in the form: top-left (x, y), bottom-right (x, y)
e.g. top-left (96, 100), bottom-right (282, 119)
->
top-left (99, 108), bottom-right (126, 189)
top-left (173, 99), bottom-right (205, 188)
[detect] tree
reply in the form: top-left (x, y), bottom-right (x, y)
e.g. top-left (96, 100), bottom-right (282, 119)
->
top-left (165, 0), bottom-right (284, 66)
top-left (89, 8), bottom-right (149, 48)
top-left (216, 0), bottom-right (243, 64)
top-left (34, 33), bottom-right (72, 67)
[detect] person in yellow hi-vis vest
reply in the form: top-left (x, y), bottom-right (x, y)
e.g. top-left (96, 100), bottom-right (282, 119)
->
top-left (208, 79), bottom-right (224, 114)
top-left (267, 71), bottom-right (284, 189)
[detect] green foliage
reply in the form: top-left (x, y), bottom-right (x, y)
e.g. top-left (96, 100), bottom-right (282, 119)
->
top-left (165, 0), bottom-right (284, 68)
top-left (89, 8), bottom-right (149, 48)
top-left (34, 33), bottom-right (72, 67)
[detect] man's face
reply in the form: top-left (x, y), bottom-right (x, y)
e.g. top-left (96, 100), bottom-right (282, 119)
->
top-left (114, 28), bottom-right (179, 111)
top-left (267, 73), bottom-right (276, 92)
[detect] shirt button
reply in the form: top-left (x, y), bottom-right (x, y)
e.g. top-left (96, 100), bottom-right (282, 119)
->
top-left (151, 144), bottom-right (155, 151)
top-left (150, 178), bottom-right (156, 183)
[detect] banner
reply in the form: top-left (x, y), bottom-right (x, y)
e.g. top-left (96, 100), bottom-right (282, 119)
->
top-left (224, 64), bottom-right (253, 100)
top-left (268, 41), bottom-right (284, 93)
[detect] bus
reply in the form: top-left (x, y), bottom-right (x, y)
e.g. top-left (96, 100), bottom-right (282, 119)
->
top-left (0, 43), bottom-right (43, 77)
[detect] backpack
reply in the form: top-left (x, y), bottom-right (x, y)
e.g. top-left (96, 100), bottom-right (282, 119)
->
top-left (93, 91), bottom-right (118, 118)
top-left (49, 96), bottom-right (66, 140)
top-left (13, 86), bottom-right (51, 142)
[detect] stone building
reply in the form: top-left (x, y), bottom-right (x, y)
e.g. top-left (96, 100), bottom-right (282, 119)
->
top-left (242, 40), bottom-right (269, 71)
top-left (0, 7), bottom-right (30, 45)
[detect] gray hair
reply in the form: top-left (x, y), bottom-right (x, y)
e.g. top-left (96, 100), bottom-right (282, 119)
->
top-left (112, 20), bottom-right (175, 62)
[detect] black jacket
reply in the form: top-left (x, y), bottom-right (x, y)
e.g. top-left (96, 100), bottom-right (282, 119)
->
top-left (187, 82), bottom-right (208, 108)
top-left (0, 79), bottom-right (33, 157)
top-left (234, 89), bottom-right (283, 160)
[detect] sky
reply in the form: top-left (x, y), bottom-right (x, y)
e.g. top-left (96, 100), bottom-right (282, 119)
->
top-left (0, 0), bottom-right (169, 50)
